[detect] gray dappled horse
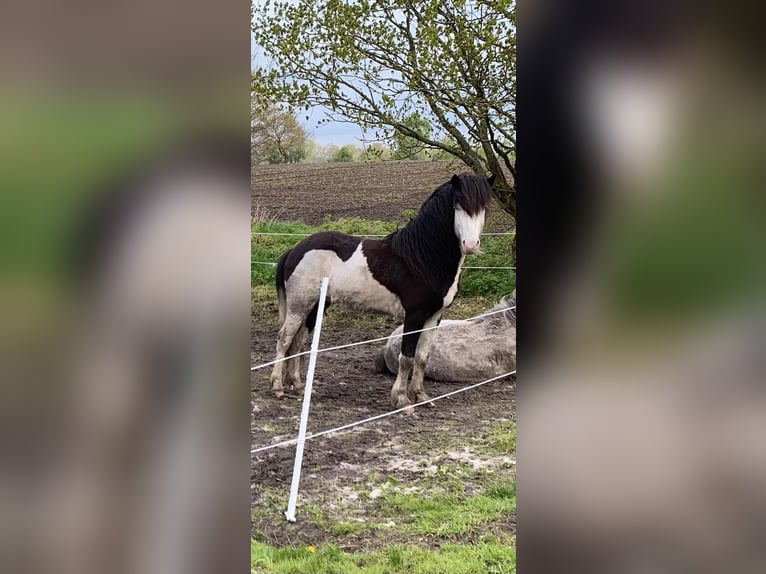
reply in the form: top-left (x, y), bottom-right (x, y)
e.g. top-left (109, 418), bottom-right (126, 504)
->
top-left (376, 292), bottom-right (516, 383)
top-left (270, 173), bottom-right (494, 408)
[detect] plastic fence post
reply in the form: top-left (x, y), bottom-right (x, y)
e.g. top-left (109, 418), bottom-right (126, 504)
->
top-left (284, 277), bottom-right (329, 522)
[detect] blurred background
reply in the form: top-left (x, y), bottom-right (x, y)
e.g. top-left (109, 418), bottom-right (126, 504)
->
top-left (518, 0), bottom-right (766, 572)
top-left (1, 0), bottom-right (764, 572)
top-left (0, 1), bottom-right (250, 573)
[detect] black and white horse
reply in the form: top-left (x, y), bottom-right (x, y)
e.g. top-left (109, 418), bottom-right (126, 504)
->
top-left (270, 173), bottom-right (494, 407)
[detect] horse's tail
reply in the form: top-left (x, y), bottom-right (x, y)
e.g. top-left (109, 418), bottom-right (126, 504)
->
top-left (275, 249), bottom-right (290, 328)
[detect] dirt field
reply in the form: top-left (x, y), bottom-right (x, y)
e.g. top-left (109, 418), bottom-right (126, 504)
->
top-left (251, 301), bottom-right (516, 549)
top-left (252, 160), bottom-right (513, 229)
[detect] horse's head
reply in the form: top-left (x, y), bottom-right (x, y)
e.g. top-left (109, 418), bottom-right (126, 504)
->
top-left (452, 173), bottom-right (494, 254)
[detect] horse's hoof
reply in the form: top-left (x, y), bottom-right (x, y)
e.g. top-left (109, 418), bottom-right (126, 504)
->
top-left (272, 388), bottom-right (285, 399)
top-left (408, 390), bottom-right (434, 407)
top-left (392, 394), bottom-right (412, 409)
top-left (416, 394), bottom-right (435, 408)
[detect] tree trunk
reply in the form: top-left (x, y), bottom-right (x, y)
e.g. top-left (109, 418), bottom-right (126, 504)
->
top-left (491, 170), bottom-right (515, 220)
top-left (490, 170), bottom-right (516, 265)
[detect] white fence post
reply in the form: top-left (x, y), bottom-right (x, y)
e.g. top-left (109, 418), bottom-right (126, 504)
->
top-left (285, 277), bottom-right (330, 522)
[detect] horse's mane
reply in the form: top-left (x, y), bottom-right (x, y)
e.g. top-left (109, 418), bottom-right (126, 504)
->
top-left (388, 174), bottom-right (492, 294)
top-left (452, 173), bottom-right (494, 216)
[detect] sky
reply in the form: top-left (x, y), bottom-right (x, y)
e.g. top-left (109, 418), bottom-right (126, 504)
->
top-left (302, 106), bottom-right (367, 147)
top-left (252, 39), bottom-right (367, 147)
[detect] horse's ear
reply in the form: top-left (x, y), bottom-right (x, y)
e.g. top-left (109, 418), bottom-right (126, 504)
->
top-left (451, 174), bottom-right (461, 189)
top-left (487, 174), bottom-right (496, 186)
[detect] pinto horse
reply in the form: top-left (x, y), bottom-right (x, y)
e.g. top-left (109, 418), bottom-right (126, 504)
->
top-left (270, 173), bottom-right (494, 407)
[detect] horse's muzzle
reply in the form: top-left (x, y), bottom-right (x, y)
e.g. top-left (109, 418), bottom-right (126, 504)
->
top-left (461, 240), bottom-right (480, 254)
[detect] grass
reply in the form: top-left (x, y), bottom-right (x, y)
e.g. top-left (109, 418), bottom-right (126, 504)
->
top-left (486, 422), bottom-right (516, 456)
top-left (251, 536), bottom-right (516, 574)
top-left (377, 478), bottom-right (516, 536)
top-left (331, 521), bottom-right (372, 536)
top-left (251, 429), bottom-right (517, 559)
top-left (251, 422), bottom-right (517, 574)
top-left (252, 217), bottom-right (515, 300)
top-left (251, 461), bottom-right (516, 566)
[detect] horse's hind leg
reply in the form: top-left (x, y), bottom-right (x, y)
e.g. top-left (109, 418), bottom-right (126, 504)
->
top-left (270, 313), bottom-right (304, 398)
top-left (285, 324), bottom-right (308, 392)
top-left (408, 311), bottom-right (441, 406)
top-left (288, 298), bottom-right (330, 393)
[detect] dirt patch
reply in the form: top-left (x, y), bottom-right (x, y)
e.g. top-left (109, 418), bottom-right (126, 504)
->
top-left (251, 299), bottom-right (516, 549)
top-left (252, 160), bottom-right (514, 230)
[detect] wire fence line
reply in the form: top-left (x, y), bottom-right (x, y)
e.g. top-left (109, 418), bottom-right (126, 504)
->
top-left (254, 232), bottom-right (388, 237)
top-left (251, 305), bottom-right (515, 371)
top-left (253, 231), bottom-right (515, 269)
top-left (251, 370), bottom-right (516, 455)
top-left (252, 231), bottom-right (515, 237)
top-left (253, 261), bottom-right (515, 270)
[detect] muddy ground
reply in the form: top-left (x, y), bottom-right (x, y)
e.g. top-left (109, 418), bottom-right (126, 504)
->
top-left (251, 297), bottom-right (516, 550)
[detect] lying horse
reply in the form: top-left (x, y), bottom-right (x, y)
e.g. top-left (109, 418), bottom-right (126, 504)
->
top-left (270, 173), bottom-right (494, 407)
top-left (375, 292), bottom-right (516, 383)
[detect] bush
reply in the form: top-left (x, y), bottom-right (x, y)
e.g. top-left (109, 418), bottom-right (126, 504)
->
top-left (331, 145), bottom-right (357, 162)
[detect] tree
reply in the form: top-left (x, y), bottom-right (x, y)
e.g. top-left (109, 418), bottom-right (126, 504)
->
top-left (251, 0), bottom-right (516, 218)
top-left (251, 97), bottom-right (309, 164)
top-left (363, 142), bottom-right (393, 162)
top-left (332, 144), bottom-right (358, 162)
top-left (302, 139), bottom-right (318, 162)
top-left (314, 144), bottom-right (339, 163)
top-left (392, 111), bottom-right (432, 160)
top-left (428, 135), bottom-right (461, 160)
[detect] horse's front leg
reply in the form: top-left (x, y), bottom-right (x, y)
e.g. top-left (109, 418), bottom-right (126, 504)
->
top-left (408, 311), bottom-right (441, 406)
top-left (390, 311), bottom-right (425, 408)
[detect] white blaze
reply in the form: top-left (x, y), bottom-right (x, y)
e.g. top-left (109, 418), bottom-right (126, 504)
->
top-left (454, 207), bottom-right (485, 254)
